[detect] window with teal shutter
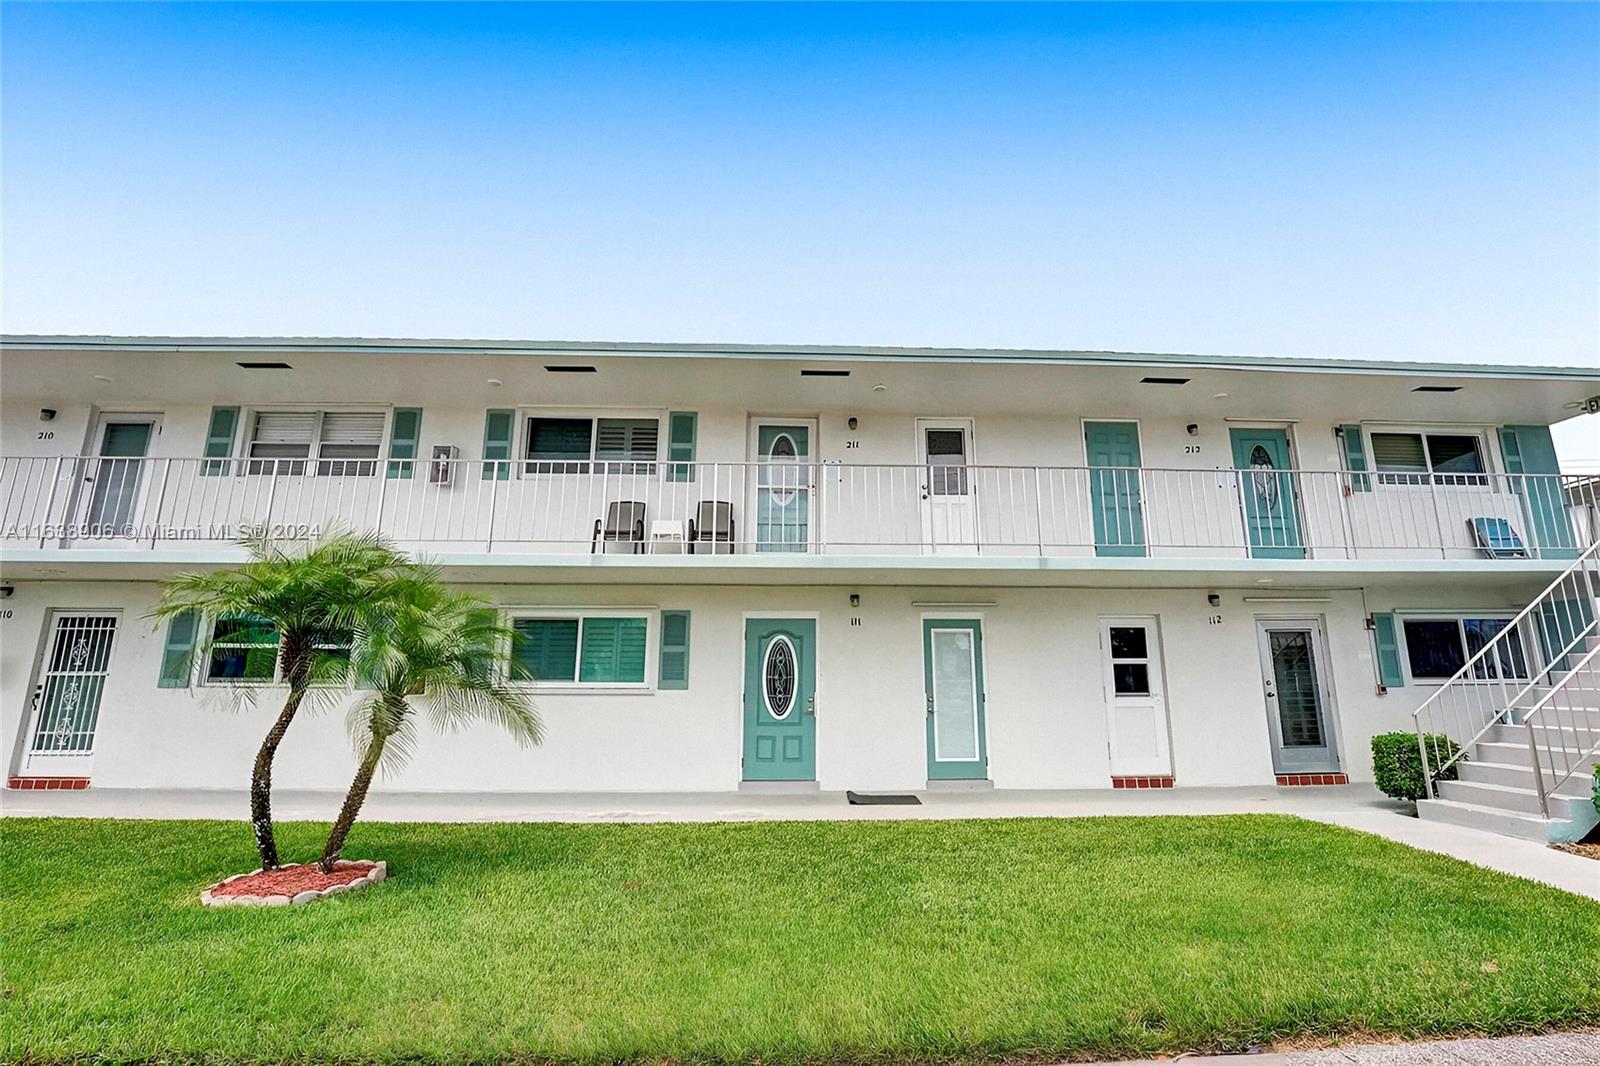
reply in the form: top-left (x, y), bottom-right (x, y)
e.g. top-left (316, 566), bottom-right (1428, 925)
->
top-left (201, 406), bottom-right (240, 476)
top-left (1371, 613), bottom-right (1404, 688)
top-left (658, 611), bottom-right (690, 688)
top-left (667, 412), bottom-right (698, 482)
top-left (579, 617), bottom-right (648, 683)
top-left (157, 609), bottom-right (200, 687)
top-left (510, 619), bottom-right (579, 682)
top-left (387, 408), bottom-right (422, 479)
top-left (482, 409), bottom-right (514, 480)
top-left (1339, 425), bottom-right (1370, 492)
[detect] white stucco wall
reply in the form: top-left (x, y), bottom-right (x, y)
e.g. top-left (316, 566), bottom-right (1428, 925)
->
top-left (1, 576), bottom-right (1535, 795)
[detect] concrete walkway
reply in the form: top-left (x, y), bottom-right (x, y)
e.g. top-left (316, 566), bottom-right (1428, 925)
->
top-left (1107, 1030), bottom-right (1600, 1064)
top-left (5, 783), bottom-right (1596, 900)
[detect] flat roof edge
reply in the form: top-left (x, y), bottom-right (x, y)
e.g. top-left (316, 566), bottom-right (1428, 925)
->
top-left (2, 334), bottom-right (1597, 381)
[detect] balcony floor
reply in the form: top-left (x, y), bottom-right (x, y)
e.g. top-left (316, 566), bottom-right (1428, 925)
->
top-left (0, 544), bottom-right (1574, 589)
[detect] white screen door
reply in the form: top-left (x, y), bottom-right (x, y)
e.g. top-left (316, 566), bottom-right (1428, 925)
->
top-left (1100, 617), bottom-right (1173, 777)
top-left (916, 419), bottom-right (977, 555)
top-left (22, 613), bottom-right (119, 777)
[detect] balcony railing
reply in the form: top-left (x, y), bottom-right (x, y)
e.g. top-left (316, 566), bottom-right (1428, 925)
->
top-left (1, 455), bottom-right (1593, 563)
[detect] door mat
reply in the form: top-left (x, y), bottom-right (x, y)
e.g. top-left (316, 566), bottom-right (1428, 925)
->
top-left (846, 791), bottom-right (922, 805)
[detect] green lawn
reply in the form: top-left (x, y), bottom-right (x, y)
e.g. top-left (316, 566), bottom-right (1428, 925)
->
top-left (2, 815), bottom-right (1596, 1063)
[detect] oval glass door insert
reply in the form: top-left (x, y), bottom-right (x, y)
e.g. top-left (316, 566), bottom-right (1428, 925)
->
top-left (763, 636), bottom-right (797, 719)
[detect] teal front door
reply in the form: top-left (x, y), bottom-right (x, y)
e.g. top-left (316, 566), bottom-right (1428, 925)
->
top-left (754, 423), bottom-right (813, 552)
top-left (924, 619), bottom-right (988, 780)
top-left (1229, 428), bottom-right (1304, 559)
top-left (743, 618), bottom-right (816, 781)
top-left (1084, 422), bottom-right (1145, 557)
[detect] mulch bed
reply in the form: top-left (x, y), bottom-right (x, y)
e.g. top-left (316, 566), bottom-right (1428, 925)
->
top-left (1551, 842), bottom-right (1600, 862)
top-left (211, 861), bottom-right (376, 898)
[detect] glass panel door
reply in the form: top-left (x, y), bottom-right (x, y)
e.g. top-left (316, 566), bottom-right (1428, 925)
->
top-left (1255, 620), bottom-right (1339, 773)
top-left (924, 619), bottom-right (987, 780)
top-left (84, 420), bottom-right (154, 534)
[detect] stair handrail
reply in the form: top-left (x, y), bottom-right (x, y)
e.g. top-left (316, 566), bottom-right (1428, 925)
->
top-left (1412, 540), bottom-right (1600, 799)
top-left (1520, 639), bottom-right (1600, 816)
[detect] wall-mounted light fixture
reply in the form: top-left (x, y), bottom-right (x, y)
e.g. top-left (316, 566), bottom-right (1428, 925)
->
top-left (1186, 424), bottom-right (1198, 436)
top-left (849, 593), bottom-right (860, 607)
top-left (847, 417), bottom-right (858, 431)
top-left (39, 408), bottom-right (56, 421)
top-left (1207, 592), bottom-right (1220, 607)
top-left (0, 584), bottom-right (14, 599)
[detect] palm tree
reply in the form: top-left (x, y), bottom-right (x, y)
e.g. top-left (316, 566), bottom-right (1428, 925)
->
top-left (318, 574), bottom-right (540, 872)
top-left (153, 531), bottom-right (412, 869)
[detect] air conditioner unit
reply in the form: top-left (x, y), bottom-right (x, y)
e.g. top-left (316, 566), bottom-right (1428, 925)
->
top-left (430, 445), bottom-right (458, 486)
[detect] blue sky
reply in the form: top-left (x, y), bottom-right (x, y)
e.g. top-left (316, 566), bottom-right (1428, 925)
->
top-left (2, 3), bottom-right (1597, 455)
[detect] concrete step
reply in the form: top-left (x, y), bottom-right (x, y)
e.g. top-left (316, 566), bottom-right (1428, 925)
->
top-left (1484, 722), bottom-right (1600, 747)
top-left (1456, 759), bottom-right (1543, 789)
top-left (1434, 778), bottom-right (1593, 820)
top-left (1415, 798), bottom-right (1559, 842)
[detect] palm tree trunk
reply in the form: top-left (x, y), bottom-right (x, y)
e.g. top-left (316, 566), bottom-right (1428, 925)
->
top-left (319, 730), bottom-right (387, 873)
top-left (250, 640), bottom-right (311, 870)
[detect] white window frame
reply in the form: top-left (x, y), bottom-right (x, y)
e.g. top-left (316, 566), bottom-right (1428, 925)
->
top-left (240, 406), bottom-right (392, 477)
top-left (199, 615), bottom-right (352, 687)
top-left (1396, 611), bottom-right (1530, 685)
top-left (1363, 424), bottom-right (1494, 488)
top-left (502, 607), bottom-right (658, 692)
top-left (517, 408), bottom-right (664, 476)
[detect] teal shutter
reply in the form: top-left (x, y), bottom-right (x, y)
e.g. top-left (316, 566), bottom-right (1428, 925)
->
top-left (579, 617), bottom-right (648, 683)
top-left (1372, 613), bottom-right (1404, 689)
top-left (1339, 425), bottom-right (1370, 492)
top-left (201, 406), bottom-right (240, 476)
top-left (667, 412), bottom-right (698, 482)
top-left (658, 611), bottom-right (691, 689)
top-left (1500, 425), bottom-right (1575, 557)
top-left (387, 408), bottom-right (423, 479)
top-left (510, 619), bottom-right (579, 682)
top-left (157, 609), bottom-right (200, 688)
top-left (482, 409), bottom-right (514, 480)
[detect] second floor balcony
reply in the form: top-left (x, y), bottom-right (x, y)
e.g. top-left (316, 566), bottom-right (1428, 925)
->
top-left (3, 455), bottom-right (1595, 568)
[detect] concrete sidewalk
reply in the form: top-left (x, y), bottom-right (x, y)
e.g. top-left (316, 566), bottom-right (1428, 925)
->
top-left (5, 783), bottom-right (1596, 900)
top-left (1107, 1030), bottom-right (1599, 1064)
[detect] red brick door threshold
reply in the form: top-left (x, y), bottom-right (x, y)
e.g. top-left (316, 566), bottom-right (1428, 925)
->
top-left (1276, 773), bottom-right (1349, 786)
top-left (7, 777), bottom-right (90, 790)
top-left (1111, 776), bottom-right (1175, 789)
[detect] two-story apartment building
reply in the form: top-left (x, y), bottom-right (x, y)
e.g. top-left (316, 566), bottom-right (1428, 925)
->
top-left (2, 337), bottom-right (1597, 833)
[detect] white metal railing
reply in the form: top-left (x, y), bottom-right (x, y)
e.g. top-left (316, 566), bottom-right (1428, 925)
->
top-left (1412, 540), bottom-right (1600, 815)
top-left (1, 455), bottom-right (1594, 561)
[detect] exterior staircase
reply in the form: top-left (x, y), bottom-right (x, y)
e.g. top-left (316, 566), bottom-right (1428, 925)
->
top-left (1414, 543), bottom-right (1600, 843)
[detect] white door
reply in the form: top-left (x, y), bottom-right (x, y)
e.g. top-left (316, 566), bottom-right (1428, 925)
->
top-left (916, 419), bottom-right (977, 554)
top-left (1255, 619), bottom-right (1340, 773)
top-left (1100, 617), bottom-right (1173, 777)
top-left (749, 419), bottom-right (818, 552)
top-left (76, 415), bottom-right (160, 537)
top-left (20, 613), bottom-right (120, 778)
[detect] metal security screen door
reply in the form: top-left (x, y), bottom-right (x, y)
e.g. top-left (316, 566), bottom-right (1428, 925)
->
top-left (1255, 620), bottom-right (1340, 773)
top-left (1100, 617), bottom-right (1173, 777)
top-left (82, 418), bottom-right (156, 534)
top-left (751, 421), bottom-right (816, 552)
top-left (916, 420), bottom-right (977, 555)
top-left (924, 619), bottom-right (987, 779)
top-left (23, 613), bottom-right (119, 777)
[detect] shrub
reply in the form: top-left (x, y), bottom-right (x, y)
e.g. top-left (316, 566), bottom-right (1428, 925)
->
top-left (1372, 732), bottom-right (1463, 802)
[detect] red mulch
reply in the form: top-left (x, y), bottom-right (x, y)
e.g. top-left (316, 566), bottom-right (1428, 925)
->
top-left (211, 861), bottom-right (376, 898)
